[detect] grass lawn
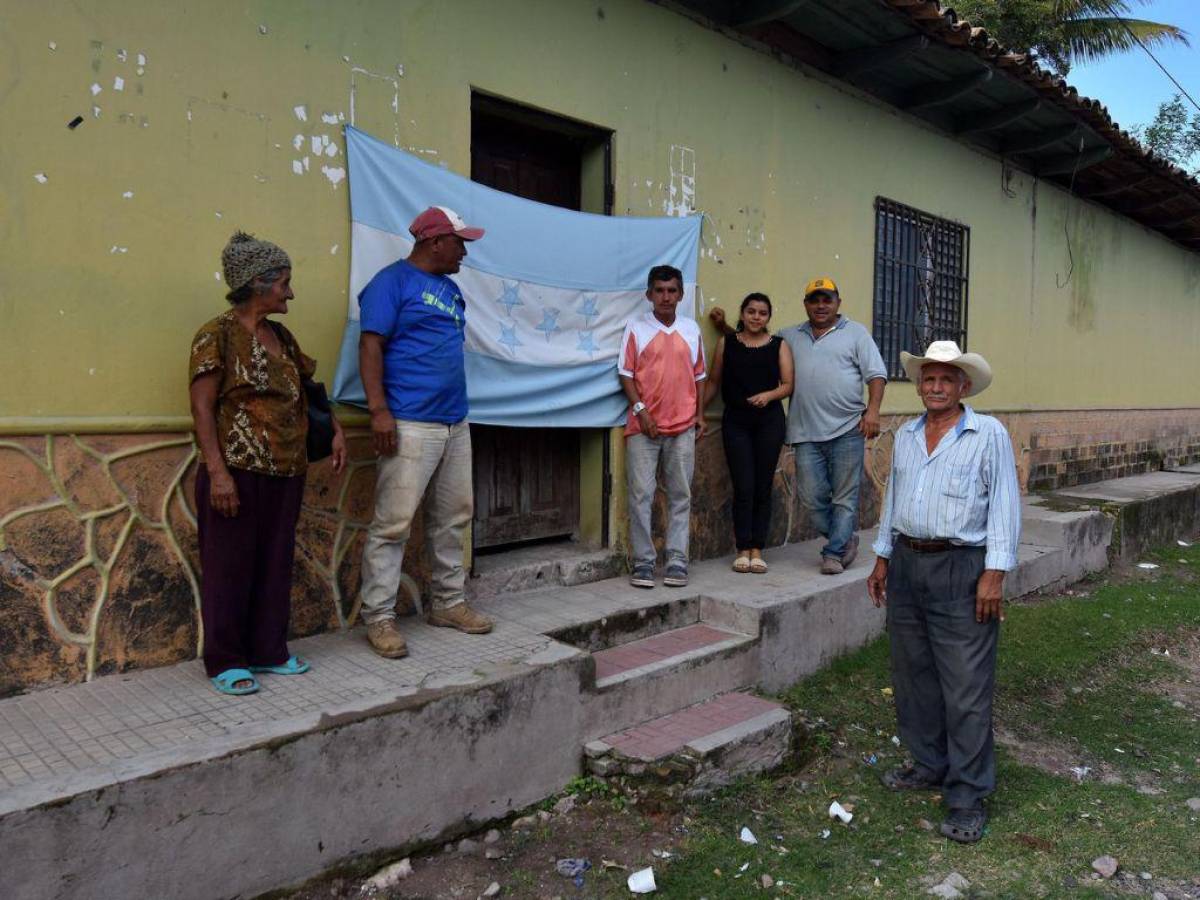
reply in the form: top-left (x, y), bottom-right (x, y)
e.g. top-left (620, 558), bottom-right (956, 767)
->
top-left (651, 544), bottom-right (1200, 899)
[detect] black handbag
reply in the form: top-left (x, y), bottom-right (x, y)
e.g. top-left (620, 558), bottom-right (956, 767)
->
top-left (303, 378), bottom-right (336, 462)
top-left (270, 321), bottom-right (335, 462)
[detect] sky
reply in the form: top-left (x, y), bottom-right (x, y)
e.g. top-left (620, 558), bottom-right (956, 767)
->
top-left (1063, 0), bottom-right (1200, 131)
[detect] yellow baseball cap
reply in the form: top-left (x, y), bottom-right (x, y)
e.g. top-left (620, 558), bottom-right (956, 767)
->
top-left (804, 277), bottom-right (839, 298)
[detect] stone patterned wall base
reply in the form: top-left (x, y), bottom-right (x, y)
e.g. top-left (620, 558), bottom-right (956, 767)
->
top-left (3, 408), bottom-right (1199, 695)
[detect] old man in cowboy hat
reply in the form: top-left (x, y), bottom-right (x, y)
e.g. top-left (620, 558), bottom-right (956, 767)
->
top-left (866, 340), bottom-right (1020, 844)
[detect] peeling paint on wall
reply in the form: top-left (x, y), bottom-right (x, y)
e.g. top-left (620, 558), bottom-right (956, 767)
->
top-left (665, 145), bottom-right (695, 217)
top-left (349, 66), bottom-right (401, 146)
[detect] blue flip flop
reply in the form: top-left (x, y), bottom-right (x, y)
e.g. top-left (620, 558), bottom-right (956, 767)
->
top-left (211, 668), bottom-right (259, 695)
top-left (250, 655), bottom-right (310, 676)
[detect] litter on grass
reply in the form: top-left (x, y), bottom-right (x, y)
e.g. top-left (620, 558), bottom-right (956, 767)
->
top-left (739, 826), bottom-right (758, 844)
top-left (1070, 766), bottom-right (1091, 782)
top-left (829, 801), bottom-right (854, 824)
top-left (1137, 563), bottom-right (1160, 569)
top-left (1178, 540), bottom-right (1191, 547)
top-left (555, 858), bottom-right (591, 878)
top-left (627, 867), bottom-right (656, 894)
top-left (819, 829), bottom-right (831, 839)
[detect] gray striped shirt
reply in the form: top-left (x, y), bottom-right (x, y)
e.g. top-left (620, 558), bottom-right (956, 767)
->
top-left (872, 405), bottom-right (1021, 571)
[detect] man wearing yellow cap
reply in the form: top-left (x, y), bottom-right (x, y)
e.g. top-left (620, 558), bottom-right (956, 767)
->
top-left (781, 278), bottom-right (887, 574)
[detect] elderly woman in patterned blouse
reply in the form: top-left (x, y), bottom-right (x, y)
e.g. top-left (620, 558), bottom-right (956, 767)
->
top-left (189, 231), bottom-right (346, 695)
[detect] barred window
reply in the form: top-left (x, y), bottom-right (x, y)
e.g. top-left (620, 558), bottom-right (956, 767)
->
top-left (872, 198), bottom-right (970, 381)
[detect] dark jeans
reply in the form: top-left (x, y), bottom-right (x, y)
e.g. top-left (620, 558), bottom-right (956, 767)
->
top-left (196, 467), bottom-right (305, 677)
top-left (794, 428), bottom-right (864, 559)
top-left (886, 541), bottom-right (997, 810)
top-left (722, 411), bottom-right (786, 550)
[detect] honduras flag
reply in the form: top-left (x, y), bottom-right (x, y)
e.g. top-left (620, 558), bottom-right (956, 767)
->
top-left (332, 126), bottom-right (702, 427)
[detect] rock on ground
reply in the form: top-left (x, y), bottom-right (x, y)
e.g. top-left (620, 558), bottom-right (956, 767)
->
top-left (364, 858), bottom-right (413, 890)
top-left (1185, 797), bottom-right (1200, 812)
top-left (1091, 856), bottom-right (1119, 879)
top-left (481, 881), bottom-right (501, 897)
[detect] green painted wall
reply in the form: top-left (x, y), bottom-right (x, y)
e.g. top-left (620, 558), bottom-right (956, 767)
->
top-left (3, 0), bottom-right (1199, 430)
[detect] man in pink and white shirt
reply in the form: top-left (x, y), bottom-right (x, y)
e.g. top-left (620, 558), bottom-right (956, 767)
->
top-left (618, 264), bottom-right (707, 589)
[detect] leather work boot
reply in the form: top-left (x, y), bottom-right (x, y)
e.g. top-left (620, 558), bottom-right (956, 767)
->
top-left (427, 604), bottom-right (494, 634)
top-left (366, 619), bottom-right (408, 659)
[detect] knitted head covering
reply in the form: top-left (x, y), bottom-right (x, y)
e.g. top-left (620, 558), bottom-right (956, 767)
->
top-left (221, 230), bottom-right (292, 293)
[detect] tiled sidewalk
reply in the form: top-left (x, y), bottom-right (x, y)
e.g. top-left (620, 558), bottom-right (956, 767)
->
top-left (0, 619), bottom-right (552, 792)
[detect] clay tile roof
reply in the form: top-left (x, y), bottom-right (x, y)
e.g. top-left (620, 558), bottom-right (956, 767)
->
top-left (880, 0), bottom-right (1200, 195)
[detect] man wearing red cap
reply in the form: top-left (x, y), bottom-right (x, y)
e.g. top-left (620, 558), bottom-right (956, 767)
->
top-left (356, 206), bottom-right (491, 659)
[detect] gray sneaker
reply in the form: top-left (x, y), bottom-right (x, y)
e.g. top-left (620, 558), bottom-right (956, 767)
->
top-left (841, 534), bottom-right (861, 569)
top-left (663, 564), bottom-right (689, 587)
top-left (820, 555), bottom-right (844, 575)
top-left (630, 565), bottom-right (655, 589)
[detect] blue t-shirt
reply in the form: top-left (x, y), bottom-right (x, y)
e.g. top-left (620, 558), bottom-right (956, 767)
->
top-left (358, 260), bottom-right (468, 424)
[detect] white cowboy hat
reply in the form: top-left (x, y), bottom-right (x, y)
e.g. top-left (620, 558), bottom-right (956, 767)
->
top-left (900, 341), bottom-right (992, 397)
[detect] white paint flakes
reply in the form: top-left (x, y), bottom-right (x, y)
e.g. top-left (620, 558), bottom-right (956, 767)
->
top-left (330, 244), bottom-right (339, 255)
top-left (113, 76), bottom-right (125, 91)
top-left (321, 112), bottom-right (341, 125)
top-left (109, 245), bottom-right (128, 254)
top-left (396, 64), bottom-right (404, 76)
top-left (321, 165), bottom-right (346, 187)
top-left (186, 109), bottom-right (192, 121)
top-left (122, 190), bottom-right (133, 199)
top-left (341, 55), bottom-right (350, 63)
top-left (325, 142), bottom-right (339, 158)
top-left (292, 133), bottom-right (305, 151)
top-left (215, 211), bottom-right (222, 218)
top-left (292, 159), bottom-right (304, 176)
top-left (117, 48), bottom-right (128, 62)
top-left (293, 104), bottom-right (308, 122)
top-left (93, 106), bottom-right (101, 119)
top-left (137, 52), bottom-right (146, 66)
top-left (136, 66), bottom-right (145, 76)
top-left (311, 135), bottom-right (323, 155)
top-left (258, 24), bottom-right (268, 35)
top-left (89, 368), bottom-right (96, 376)
top-left (665, 145), bottom-right (696, 217)
top-left (215, 271), bottom-right (222, 281)
top-left (48, 41), bottom-right (57, 51)
top-left (33, 172), bottom-right (48, 184)
top-left (303, 156), bottom-right (310, 172)
top-left (90, 83), bottom-right (102, 96)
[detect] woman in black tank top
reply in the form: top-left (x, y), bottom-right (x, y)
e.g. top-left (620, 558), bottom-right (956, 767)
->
top-left (703, 293), bottom-right (794, 573)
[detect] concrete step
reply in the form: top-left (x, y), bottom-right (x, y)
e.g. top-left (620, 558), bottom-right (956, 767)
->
top-left (467, 541), bottom-right (624, 602)
top-left (585, 691), bottom-right (793, 796)
top-left (582, 623), bottom-right (759, 738)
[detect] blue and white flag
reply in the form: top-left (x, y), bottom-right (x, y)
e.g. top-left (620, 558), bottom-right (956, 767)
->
top-left (332, 126), bottom-right (702, 427)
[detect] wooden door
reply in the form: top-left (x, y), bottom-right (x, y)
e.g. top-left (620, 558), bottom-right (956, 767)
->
top-left (469, 105), bottom-right (585, 548)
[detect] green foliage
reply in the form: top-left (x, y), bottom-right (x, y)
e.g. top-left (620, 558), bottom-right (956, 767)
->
top-left (1134, 94), bottom-right (1200, 173)
top-left (951, 0), bottom-right (1188, 76)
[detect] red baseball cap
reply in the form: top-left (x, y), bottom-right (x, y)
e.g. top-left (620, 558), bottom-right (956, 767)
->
top-left (408, 206), bottom-right (485, 241)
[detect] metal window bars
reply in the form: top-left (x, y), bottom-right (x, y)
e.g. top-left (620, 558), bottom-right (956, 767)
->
top-left (872, 197), bottom-right (970, 381)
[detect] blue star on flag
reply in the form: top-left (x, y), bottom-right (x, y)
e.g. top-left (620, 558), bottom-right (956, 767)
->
top-left (494, 281), bottom-right (522, 316)
top-left (498, 321), bottom-right (522, 356)
top-left (535, 307), bottom-right (562, 342)
top-left (576, 330), bottom-right (600, 359)
top-left (577, 293), bottom-right (600, 325)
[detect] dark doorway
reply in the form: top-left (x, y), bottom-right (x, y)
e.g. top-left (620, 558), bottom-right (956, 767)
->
top-left (469, 93), bottom-right (613, 550)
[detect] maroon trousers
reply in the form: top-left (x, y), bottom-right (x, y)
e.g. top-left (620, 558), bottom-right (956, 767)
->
top-left (195, 467), bottom-right (305, 677)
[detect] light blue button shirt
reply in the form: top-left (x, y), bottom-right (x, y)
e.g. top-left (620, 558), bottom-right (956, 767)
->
top-left (872, 405), bottom-right (1021, 571)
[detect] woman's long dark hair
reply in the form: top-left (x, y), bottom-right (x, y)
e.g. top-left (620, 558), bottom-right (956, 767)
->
top-left (736, 292), bottom-right (772, 332)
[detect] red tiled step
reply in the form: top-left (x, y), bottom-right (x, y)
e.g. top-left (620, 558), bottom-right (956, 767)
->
top-left (596, 691), bottom-right (785, 761)
top-left (591, 624), bottom-right (750, 686)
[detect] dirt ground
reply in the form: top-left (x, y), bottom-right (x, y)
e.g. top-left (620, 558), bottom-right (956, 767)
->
top-left (285, 798), bottom-right (690, 900)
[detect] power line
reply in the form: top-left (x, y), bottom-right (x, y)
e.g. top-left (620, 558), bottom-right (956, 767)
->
top-left (1099, 0), bottom-right (1200, 115)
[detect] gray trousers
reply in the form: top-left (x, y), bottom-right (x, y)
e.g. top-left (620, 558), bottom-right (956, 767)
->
top-left (887, 541), bottom-right (997, 810)
top-left (626, 430), bottom-right (695, 569)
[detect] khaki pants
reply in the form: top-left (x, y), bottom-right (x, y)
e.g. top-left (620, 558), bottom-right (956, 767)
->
top-left (359, 419), bottom-right (472, 623)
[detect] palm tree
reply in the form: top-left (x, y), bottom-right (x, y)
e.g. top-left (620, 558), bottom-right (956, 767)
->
top-left (951, 0), bottom-right (1189, 76)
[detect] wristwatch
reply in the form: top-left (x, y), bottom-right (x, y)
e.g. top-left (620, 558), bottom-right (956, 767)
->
top-left (632, 401), bottom-right (646, 415)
